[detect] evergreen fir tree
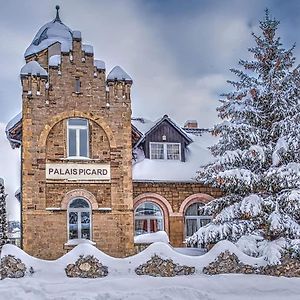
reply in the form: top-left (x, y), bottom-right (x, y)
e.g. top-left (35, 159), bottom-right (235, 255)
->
top-left (188, 10), bottom-right (300, 265)
top-left (0, 178), bottom-right (8, 250)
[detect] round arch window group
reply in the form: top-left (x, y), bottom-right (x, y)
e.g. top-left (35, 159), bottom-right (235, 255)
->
top-left (134, 195), bottom-right (212, 240)
top-left (66, 194), bottom-right (212, 244)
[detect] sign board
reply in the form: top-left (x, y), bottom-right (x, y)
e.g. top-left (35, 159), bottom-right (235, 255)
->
top-left (46, 163), bottom-right (110, 181)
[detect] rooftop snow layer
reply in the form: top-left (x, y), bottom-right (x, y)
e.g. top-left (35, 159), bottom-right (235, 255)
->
top-left (5, 112), bottom-right (22, 133)
top-left (49, 54), bottom-right (61, 67)
top-left (72, 30), bottom-right (81, 39)
top-left (132, 131), bottom-right (217, 182)
top-left (107, 66), bottom-right (132, 82)
top-left (20, 61), bottom-right (48, 77)
top-left (24, 18), bottom-right (73, 57)
top-left (94, 60), bottom-right (105, 70)
top-left (131, 118), bottom-right (155, 135)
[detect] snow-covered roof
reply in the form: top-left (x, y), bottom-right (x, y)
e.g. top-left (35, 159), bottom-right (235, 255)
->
top-left (72, 30), bottom-right (81, 40)
top-left (5, 112), bottom-right (22, 148)
top-left (107, 66), bottom-right (132, 82)
top-left (94, 60), bottom-right (105, 70)
top-left (20, 61), bottom-right (48, 77)
top-left (131, 118), bottom-right (155, 135)
top-left (133, 131), bottom-right (217, 182)
top-left (49, 55), bottom-right (61, 67)
top-left (5, 112), bottom-right (21, 134)
top-left (24, 10), bottom-right (73, 58)
top-left (134, 115), bottom-right (193, 147)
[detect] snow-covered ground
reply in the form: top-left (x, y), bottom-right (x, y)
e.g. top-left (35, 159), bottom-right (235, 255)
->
top-left (0, 242), bottom-right (299, 300)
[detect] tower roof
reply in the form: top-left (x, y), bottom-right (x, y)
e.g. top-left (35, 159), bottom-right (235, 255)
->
top-left (107, 66), bottom-right (133, 83)
top-left (24, 6), bottom-right (73, 58)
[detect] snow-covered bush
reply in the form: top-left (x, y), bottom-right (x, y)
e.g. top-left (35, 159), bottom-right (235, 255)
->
top-left (188, 10), bottom-right (300, 265)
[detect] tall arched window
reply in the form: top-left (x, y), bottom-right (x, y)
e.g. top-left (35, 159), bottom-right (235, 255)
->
top-left (68, 198), bottom-right (91, 240)
top-left (185, 202), bottom-right (211, 238)
top-left (134, 202), bottom-right (164, 235)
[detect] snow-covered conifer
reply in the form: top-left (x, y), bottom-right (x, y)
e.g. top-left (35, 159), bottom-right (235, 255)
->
top-left (0, 178), bottom-right (8, 250)
top-left (188, 10), bottom-right (300, 265)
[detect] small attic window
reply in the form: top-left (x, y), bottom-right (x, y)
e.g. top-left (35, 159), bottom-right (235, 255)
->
top-left (75, 77), bottom-right (81, 94)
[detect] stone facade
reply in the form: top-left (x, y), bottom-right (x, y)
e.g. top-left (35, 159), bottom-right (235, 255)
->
top-left (21, 26), bottom-right (134, 259)
top-left (65, 255), bottom-right (108, 278)
top-left (135, 255), bottom-right (195, 277)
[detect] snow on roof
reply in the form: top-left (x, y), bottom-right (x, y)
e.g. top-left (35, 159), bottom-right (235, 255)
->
top-left (133, 131), bottom-right (217, 182)
top-left (5, 112), bottom-right (22, 133)
top-left (134, 231), bottom-right (170, 244)
top-left (94, 60), bottom-right (105, 70)
top-left (107, 66), bottom-right (132, 82)
top-left (20, 61), bottom-right (48, 77)
top-left (49, 55), bottom-right (61, 67)
top-left (131, 118), bottom-right (155, 135)
top-left (72, 30), bottom-right (81, 39)
top-left (24, 17), bottom-right (73, 58)
top-left (82, 44), bottom-right (93, 54)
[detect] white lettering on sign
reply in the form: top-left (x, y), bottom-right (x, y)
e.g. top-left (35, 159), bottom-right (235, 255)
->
top-left (46, 163), bottom-right (110, 181)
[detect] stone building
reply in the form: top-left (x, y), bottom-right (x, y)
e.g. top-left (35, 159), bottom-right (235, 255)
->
top-left (6, 7), bottom-right (221, 259)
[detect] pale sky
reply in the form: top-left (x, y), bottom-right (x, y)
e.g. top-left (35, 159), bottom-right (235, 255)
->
top-left (1, 0), bottom-right (300, 220)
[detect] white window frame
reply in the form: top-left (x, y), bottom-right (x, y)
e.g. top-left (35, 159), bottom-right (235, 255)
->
top-left (184, 215), bottom-right (212, 238)
top-left (134, 202), bottom-right (164, 235)
top-left (67, 118), bottom-right (89, 158)
top-left (150, 142), bottom-right (181, 160)
top-left (67, 198), bottom-right (92, 240)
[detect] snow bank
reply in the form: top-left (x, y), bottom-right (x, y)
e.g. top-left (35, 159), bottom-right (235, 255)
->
top-left (1, 240), bottom-right (267, 279)
top-left (134, 231), bottom-right (169, 244)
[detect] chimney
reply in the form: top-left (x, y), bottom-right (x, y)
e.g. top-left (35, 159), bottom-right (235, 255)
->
top-left (184, 120), bottom-right (198, 129)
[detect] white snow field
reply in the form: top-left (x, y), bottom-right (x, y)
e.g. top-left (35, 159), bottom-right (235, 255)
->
top-left (1, 241), bottom-right (300, 300)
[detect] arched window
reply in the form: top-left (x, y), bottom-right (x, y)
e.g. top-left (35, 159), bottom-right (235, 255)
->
top-left (185, 202), bottom-right (211, 238)
top-left (134, 202), bottom-right (164, 236)
top-left (68, 198), bottom-right (91, 240)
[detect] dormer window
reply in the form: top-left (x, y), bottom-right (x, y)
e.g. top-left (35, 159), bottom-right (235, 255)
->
top-left (150, 142), bottom-right (181, 160)
top-left (67, 118), bottom-right (89, 158)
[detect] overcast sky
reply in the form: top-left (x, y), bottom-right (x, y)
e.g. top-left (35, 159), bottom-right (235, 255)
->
top-left (1, 0), bottom-right (300, 220)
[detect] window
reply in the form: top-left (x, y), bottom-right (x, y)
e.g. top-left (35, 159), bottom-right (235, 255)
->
top-left (134, 202), bottom-right (164, 235)
top-left (185, 202), bottom-right (211, 243)
top-left (68, 198), bottom-right (91, 240)
top-left (67, 118), bottom-right (89, 158)
top-left (75, 77), bottom-right (81, 93)
top-left (150, 142), bottom-right (181, 160)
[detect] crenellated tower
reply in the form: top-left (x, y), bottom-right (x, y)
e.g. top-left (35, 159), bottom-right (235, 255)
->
top-left (21, 6), bottom-right (134, 259)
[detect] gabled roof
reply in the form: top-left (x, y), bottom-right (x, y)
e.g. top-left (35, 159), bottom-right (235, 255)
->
top-left (134, 115), bottom-right (193, 147)
top-left (5, 113), bottom-right (22, 149)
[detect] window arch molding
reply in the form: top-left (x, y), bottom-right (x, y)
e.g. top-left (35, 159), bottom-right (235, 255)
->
top-left (133, 193), bottom-right (172, 234)
top-left (38, 110), bottom-right (116, 151)
top-left (179, 193), bottom-right (214, 215)
top-left (61, 189), bottom-right (98, 210)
